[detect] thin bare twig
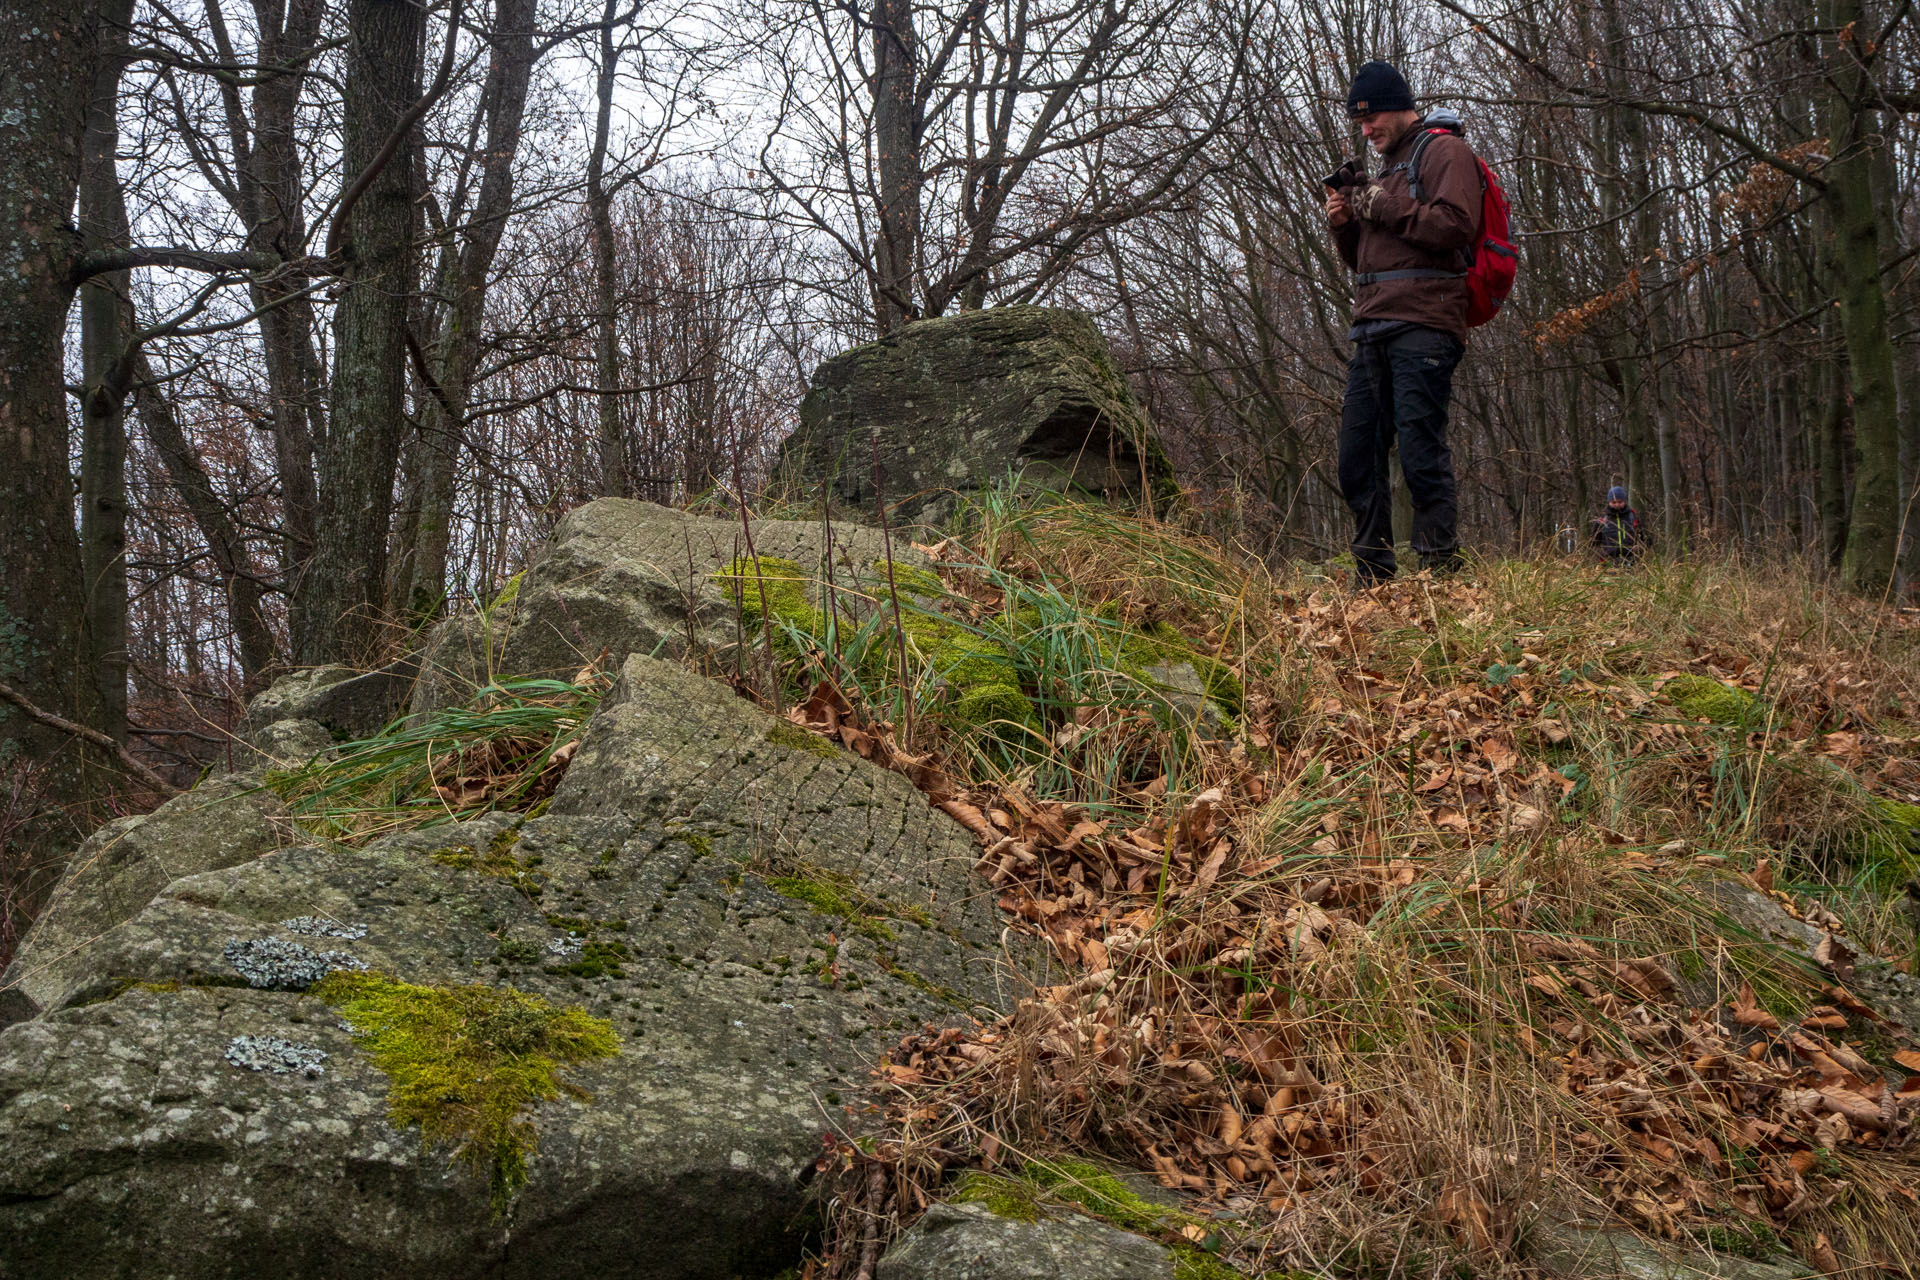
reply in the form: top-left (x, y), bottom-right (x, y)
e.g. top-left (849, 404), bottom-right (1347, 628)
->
top-left (0, 682), bottom-right (179, 797)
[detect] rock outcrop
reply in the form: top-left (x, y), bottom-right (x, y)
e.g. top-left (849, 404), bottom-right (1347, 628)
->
top-left (876, 1201), bottom-right (1177, 1279)
top-left (778, 306), bottom-right (1173, 523)
top-left (0, 773), bottom-right (289, 1026)
top-left (0, 654), bottom-right (1026, 1278)
top-left (412, 498), bottom-right (929, 716)
top-left (243, 660), bottom-right (420, 743)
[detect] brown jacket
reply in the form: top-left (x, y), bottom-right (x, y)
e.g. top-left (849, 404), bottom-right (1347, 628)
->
top-left (1333, 122), bottom-right (1483, 340)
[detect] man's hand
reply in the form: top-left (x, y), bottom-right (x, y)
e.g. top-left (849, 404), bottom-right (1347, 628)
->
top-left (1325, 187), bottom-right (1352, 227)
top-left (1349, 181), bottom-right (1383, 221)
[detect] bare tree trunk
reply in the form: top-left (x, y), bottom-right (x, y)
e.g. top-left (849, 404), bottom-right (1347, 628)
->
top-left (0, 0), bottom-right (109, 817)
top-left (1819, 0), bottom-right (1901, 594)
top-left (871, 0), bottom-right (918, 331)
top-left (588, 0), bottom-right (627, 497)
top-left (406, 0), bottom-right (538, 617)
top-left (132, 360), bottom-right (279, 690)
top-left (304, 0), bottom-right (425, 664)
top-left (77, 0), bottom-right (135, 744)
top-left (213, 0), bottom-right (329, 657)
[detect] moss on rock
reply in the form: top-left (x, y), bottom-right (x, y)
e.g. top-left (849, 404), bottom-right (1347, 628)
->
top-left (765, 863), bottom-right (933, 941)
top-left (765, 720), bottom-right (838, 758)
top-left (313, 971), bottom-right (618, 1215)
top-left (951, 1170), bottom-right (1045, 1223)
top-left (428, 827), bottom-right (545, 899)
top-left (713, 555), bottom-right (823, 656)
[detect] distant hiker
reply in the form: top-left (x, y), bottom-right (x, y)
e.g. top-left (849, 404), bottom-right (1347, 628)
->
top-left (1591, 486), bottom-right (1647, 565)
top-left (1325, 62), bottom-right (1514, 586)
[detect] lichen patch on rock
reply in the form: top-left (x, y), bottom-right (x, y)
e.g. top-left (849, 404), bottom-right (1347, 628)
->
top-left (223, 937), bottom-right (368, 990)
top-left (224, 1034), bottom-right (329, 1077)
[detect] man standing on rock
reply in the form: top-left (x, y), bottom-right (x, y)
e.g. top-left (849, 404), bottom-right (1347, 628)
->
top-left (1325, 61), bottom-right (1481, 585)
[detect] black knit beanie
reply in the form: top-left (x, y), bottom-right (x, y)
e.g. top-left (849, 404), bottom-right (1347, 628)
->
top-left (1347, 61), bottom-right (1415, 117)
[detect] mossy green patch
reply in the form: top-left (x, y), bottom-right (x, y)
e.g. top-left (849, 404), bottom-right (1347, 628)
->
top-left (954, 1158), bottom-right (1254, 1277)
top-left (1026, 1157), bottom-right (1174, 1234)
top-left (1857, 798), bottom-right (1920, 874)
top-left (494, 938), bottom-right (541, 965)
top-left (544, 939), bottom-right (629, 979)
top-left (430, 828), bottom-right (545, 899)
top-left (952, 1170), bottom-right (1046, 1223)
top-left (1699, 1219), bottom-right (1785, 1261)
top-left (1665, 675), bottom-right (1761, 725)
top-left (313, 971), bottom-right (618, 1215)
top-left (767, 867), bottom-right (900, 941)
top-left (766, 720), bottom-right (838, 758)
top-left (883, 563), bottom-right (947, 599)
top-left (1172, 1247), bottom-right (1250, 1280)
top-left (713, 555), bottom-right (822, 656)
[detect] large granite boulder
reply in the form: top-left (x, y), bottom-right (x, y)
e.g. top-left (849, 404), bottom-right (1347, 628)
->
top-left (877, 1201), bottom-right (1176, 1280)
top-left (243, 659), bottom-right (419, 743)
top-left (0, 655), bottom-right (1024, 1278)
top-left (778, 306), bottom-right (1174, 523)
top-left (0, 773), bottom-right (289, 1027)
top-left (409, 499), bottom-right (929, 716)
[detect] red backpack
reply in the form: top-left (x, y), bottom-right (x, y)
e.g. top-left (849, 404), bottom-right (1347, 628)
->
top-left (1403, 116), bottom-right (1517, 327)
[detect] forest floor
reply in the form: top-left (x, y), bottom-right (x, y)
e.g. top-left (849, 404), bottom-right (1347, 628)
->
top-left (213, 491), bottom-right (1920, 1278)
top-left (744, 500), bottom-right (1920, 1279)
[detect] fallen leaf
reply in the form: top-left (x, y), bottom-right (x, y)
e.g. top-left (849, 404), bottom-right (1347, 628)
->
top-left (1732, 983), bottom-right (1781, 1030)
top-left (1813, 933), bottom-right (1856, 982)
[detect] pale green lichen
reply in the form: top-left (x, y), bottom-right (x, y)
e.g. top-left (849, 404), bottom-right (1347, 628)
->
top-left (1665, 674), bottom-right (1761, 725)
top-left (313, 972), bottom-right (618, 1216)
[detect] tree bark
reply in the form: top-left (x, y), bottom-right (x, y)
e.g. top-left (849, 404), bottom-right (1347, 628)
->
top-left (588, 0), bottom-right (627, 497)
top-left (77, 0), bottom-right (135, 744)
top-left (0, 0), bottom-right (109, 818)
top-left (303, 0), bottom-right (425, 664)
top-left (405, 0), bottom-right (538, 617)
top-left (243, 0), bottom-right (329, 655)
top-left (1819, 0), bottom-right (1902, 594)
top-left (871, 0), bottom-right (919, 331)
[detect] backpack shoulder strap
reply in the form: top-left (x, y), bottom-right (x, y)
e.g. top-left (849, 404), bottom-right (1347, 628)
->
top-left (1405, 128), bottom-right (1446, 201)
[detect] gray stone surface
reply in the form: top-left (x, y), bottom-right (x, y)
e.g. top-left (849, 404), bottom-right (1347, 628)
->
top-left (245, 659), bottom-right (419, 743)
top-left (877, 1201), bottom-right (1177, 1280)
top-left (0, 773), bottom-right (288, 1027)
top-left (1700, 877), bottom-right (1920, 1035)
top-left (411, 498), bottom-right (930, 713)
top-left (1527, 1218), bottom-right (1811, 1280)
top-left (237, 716), bottom-right (337, 770)
top-left (778, 306), bottom-right (1173, 524)
top-left (0, 654), bottom-right (1023, 1279)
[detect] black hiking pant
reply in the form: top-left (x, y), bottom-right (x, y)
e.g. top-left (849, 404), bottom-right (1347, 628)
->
top-left (1337, 326), bottom-right (1464, 585)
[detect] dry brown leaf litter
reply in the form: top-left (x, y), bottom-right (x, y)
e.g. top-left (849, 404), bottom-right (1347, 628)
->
top-left (772, 555), bottom-right (1920, 1276)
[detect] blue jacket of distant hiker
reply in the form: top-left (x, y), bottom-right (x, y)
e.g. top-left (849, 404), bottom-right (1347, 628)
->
top-left (1591, 500), bottom-right (1646, 564)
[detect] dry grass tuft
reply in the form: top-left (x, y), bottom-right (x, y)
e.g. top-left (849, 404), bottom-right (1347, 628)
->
top-left (729, 500), bottom-right (1920, 1279)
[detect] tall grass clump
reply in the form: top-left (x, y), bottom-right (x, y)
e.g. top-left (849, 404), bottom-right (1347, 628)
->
top-left (714, 484), bottom-right (1299, 808)
top-left (268, 675), bottom-right (606, 843)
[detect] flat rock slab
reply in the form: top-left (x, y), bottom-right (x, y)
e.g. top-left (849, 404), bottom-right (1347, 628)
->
top-left (0, 773), bottom-right (289, 1026)
top-left (0, 656), bottom-right (1023, 1279)
top-left (1527, 1218), bottom-right (1812, 1280)
top-left (409, 498), bottom-right (929, 716)
top-left (876, 1201), bottom-right (1176, 1280)
top-left (778, 306), bottom-right (1172, 524)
